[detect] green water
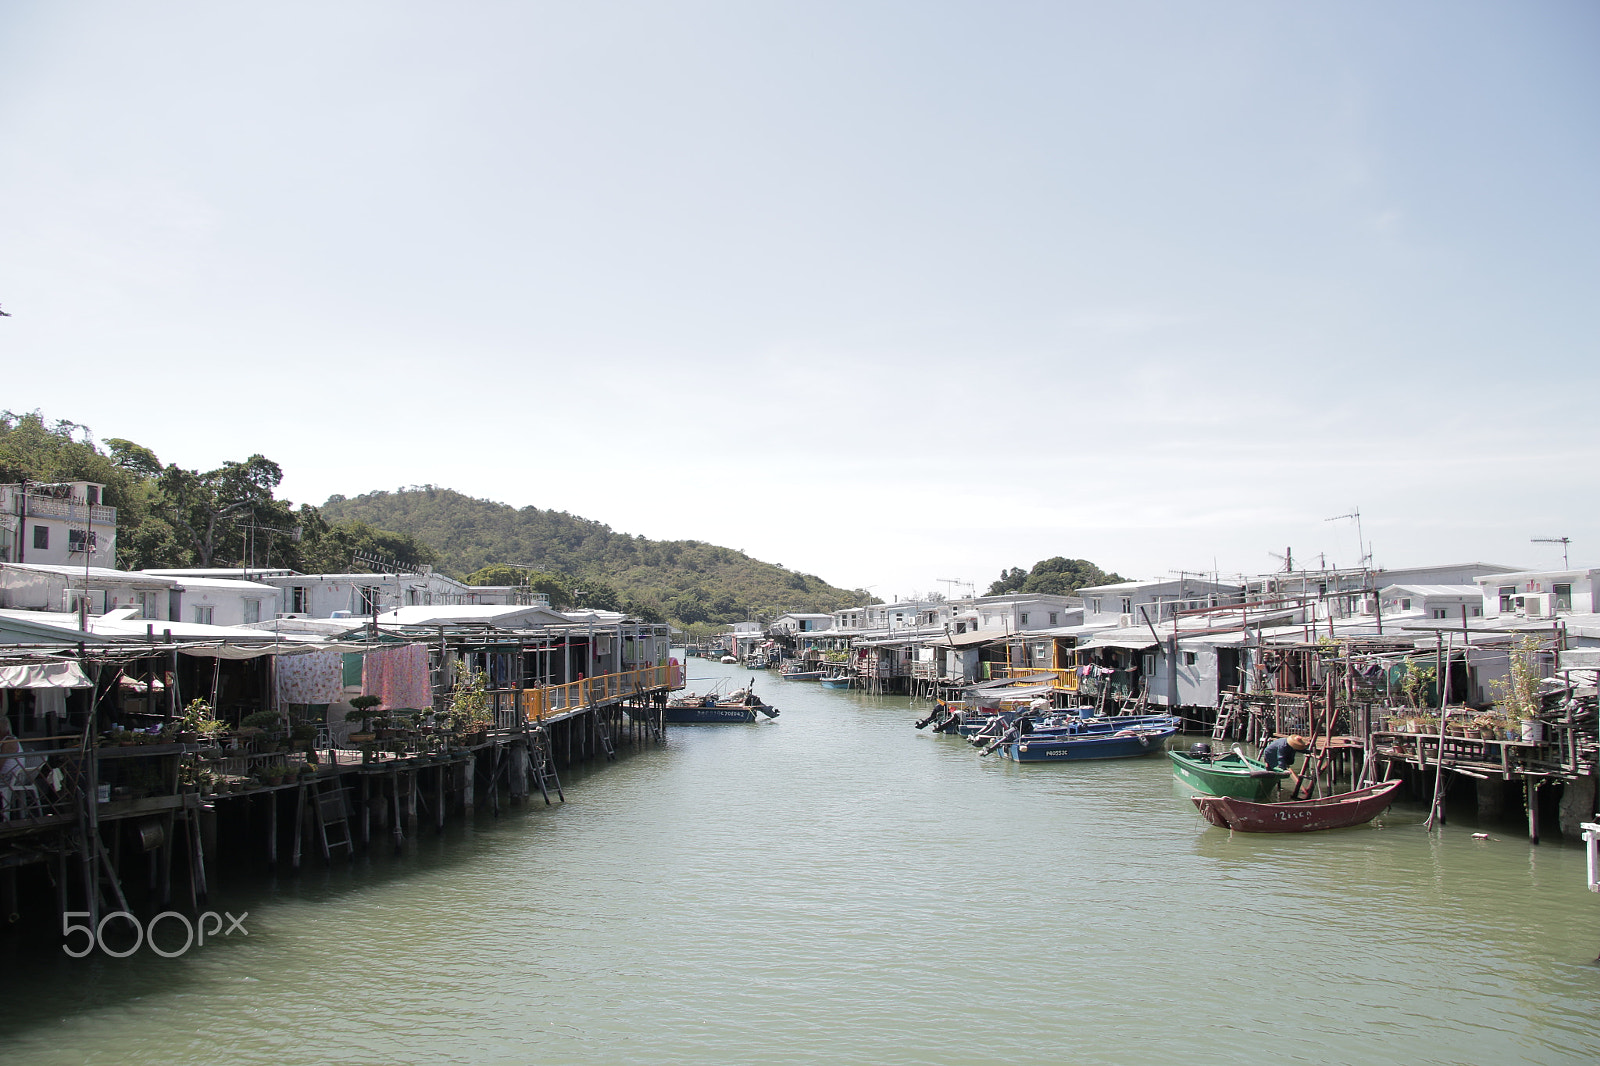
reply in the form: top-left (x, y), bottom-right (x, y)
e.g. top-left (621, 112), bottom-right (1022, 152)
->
top-left (2, 656), bottom-right (1597, 1064)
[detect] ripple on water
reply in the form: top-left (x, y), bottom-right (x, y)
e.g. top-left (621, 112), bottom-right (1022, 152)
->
top-left (2, 662), bottom-right (1598, 1064)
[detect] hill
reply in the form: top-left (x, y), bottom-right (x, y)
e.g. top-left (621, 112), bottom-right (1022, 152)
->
top-left (319, 486), bottom-right (866, 627)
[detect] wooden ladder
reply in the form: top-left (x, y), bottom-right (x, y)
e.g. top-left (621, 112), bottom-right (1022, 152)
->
top-left (313, 778), bottom-right (353, 862)
top-left (529, 727), bottom-right (565, 806)
top-left (1212, 699), bottom-right (1239, 741)
top-left (595, 712), bottom-right (616, 761)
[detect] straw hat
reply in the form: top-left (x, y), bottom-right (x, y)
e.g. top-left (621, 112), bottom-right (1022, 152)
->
top-left (1287, 734), bottom-right (1310, 751)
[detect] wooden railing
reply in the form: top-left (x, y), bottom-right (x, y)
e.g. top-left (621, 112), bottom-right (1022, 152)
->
top-left (982, 665), bottom-right (1080, 692)
top-left (519, 663), bottom-right (682, 721)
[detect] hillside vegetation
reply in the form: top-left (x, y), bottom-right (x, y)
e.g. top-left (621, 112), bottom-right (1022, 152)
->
top-left (319, 487), bottom-right (867, 626)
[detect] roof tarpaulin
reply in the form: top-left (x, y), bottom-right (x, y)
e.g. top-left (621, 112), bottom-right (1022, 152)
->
top-left (0, 661), bottom-right (93, 689)
top-left (1077, 636), bottom-right (1159, 651)
top-left (177, 641), bottom-right (379, 661)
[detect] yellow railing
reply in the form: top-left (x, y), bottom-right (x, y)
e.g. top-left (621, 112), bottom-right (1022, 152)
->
top-left (982, 664), bottom-right (1080, 692)
top-left (520, 663), bottom-right (682, 721)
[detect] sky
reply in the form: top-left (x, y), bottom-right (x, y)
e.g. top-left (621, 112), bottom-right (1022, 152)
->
top-left (2, 1), bottom-right (1596, 597)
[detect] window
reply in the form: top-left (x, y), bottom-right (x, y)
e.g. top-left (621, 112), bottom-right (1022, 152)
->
top-left (1498, 586), bottom-right (1516, 612)
top-left (85, 486), bottom-right (100, 505)
top-left (1184, 651), bottom-right (1197, 666)
top-left (68, 528), bottom-right (98, 553)
top-left (1472, 606), bottom-right (1481, 617)
top-left (193, 606), bottom-right (214, 625)
top-left (1432, 608), bottom-right (1448, 619)
top-left (360, 587), bottom-right (380, 615)
top-left (954, 622), bottom-right (966, 634)
top-left (1401, 598), bottom-right (1411, 611)
top-left (1091, 599), bottom-right (1102, 614)
top-left (32, 525), bottom-right (48, 550)
top-left (291, 586), bottom-right (309, 613)
top-left (1554, 583), bottom-right (1572, 610)
top-left (1120, 597), bottom-right (1132, 614)
top-left (1020, 613), bottom-right (1030, 625)
top-left (1049, 612), bottom-right (1059, 625)
top-left (244, 599), bottom-right (261, 624)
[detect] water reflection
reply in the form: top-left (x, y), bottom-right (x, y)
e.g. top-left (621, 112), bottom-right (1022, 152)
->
top-left (0, 654), bottom-right (1596, 1065)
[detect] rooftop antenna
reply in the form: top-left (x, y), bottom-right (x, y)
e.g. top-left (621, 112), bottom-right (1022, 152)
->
top-left (1326, 509), bottom-right (1370, 569)
top-left (1531, 536), bottom-right (1571, 568)
top-left (1266, 547), bottom-right (1294, 573)
top-left (937, 578), bottom-right (974, 598)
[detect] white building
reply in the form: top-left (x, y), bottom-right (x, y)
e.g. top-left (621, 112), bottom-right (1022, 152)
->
top-left (769, 613), bottom-right (835, 636)
top-left (167, 576), bottom-right (283, 627)
top-left (960, 593), bottom-right (1083, 634)
top-left (1378, 584), bottom-right (1484, 621)
top-left (0, 562), bottom-right (174, 619)
top-left (1475, 568), bottom-right (1600, 619)
top-left (0, 482), bottom-right (116, 569)
top-left (1077, 578), bottom-right (1244, 627)
top-left (144, 567), bottom-right (480, 618)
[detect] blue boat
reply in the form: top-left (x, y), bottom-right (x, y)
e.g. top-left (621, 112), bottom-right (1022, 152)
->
top-left (819, 674), bottom-right (851, 690)
top-left (965, 710), bottom-right (1178, 742)
top-left (993, 725), bottom-right (1177, 762)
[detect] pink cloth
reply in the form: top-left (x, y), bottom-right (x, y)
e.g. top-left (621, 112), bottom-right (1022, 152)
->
top-left (361, 644), bottom-right (433, 711)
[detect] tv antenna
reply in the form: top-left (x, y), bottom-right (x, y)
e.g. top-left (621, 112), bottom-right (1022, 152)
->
top-left (1325, 509), bottom-right (1370, 569)
top-left (1266, 547), bottom-right (1294, 573)
top-left (937, 578), bottom-right (974, 598)
top-left (1531, 536), bottom-right (1571, 568)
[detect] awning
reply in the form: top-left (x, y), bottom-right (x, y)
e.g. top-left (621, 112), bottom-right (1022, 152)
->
top-left (1076, 636), bottom-right (1158, 651)
top-left (0, 661), bottom-right (93, 689)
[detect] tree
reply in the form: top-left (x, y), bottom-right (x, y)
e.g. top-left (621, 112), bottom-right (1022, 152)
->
top-left (987, 558), bottom-right (1124, 597)
top-left (987, 567), bottom-right (1029, 595)
top-left (152, 455), bottom-right (296, 567)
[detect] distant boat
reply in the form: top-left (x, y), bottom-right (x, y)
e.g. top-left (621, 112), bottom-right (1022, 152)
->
top-left (1167, 750), bottom-right (1288, 801)
top-left (720, 655), bottom-right (739, 664)
top-left (780, 666), bottom-right (825, 681)
top-left (1191, 780), bottom-right (1402, 833)
top-left (818, 674), bottom-right (851, 690)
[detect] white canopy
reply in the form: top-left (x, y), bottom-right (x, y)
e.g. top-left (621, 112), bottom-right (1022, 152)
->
top-left (0, 661), bottom-right (93, 689)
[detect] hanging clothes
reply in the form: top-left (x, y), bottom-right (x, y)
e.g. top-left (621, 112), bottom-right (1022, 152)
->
top-left (275, 649), bottom-right (345, 705)
top-left (362, 644), bottom-right (433, 711)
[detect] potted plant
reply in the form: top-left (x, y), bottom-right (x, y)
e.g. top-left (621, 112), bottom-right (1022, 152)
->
top-left (1491, 635), bottom-right (1546, 744)
top-left (446, 670), bottom-right (494, 745)
top-left (345, 696), bottom-right (383, 742)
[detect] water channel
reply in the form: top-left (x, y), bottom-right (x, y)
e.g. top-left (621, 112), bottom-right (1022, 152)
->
top-left (2, 654), bottom-right (1598, 1064)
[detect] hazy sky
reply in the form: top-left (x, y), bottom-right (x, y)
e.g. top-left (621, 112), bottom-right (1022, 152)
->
top-left (3, 1), bottom-right (1596, 595)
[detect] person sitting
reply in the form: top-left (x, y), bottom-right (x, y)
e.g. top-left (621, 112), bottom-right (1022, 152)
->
top-left (1260, 734), bottom-right (1309, 771)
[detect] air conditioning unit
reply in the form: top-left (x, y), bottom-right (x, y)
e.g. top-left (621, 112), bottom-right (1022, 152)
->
top-left (63, 588), bottom-right (106, 615)
top-left (276, 612), bottom-right (308, 620)
top-left (1523, 593), bottom-right (1552, 618)
top-left (1119, 614), bottom-right (1135, 627)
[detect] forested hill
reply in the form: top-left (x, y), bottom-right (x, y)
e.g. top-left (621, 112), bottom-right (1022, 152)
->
top-left (319, 487), bottom-right (865, 626)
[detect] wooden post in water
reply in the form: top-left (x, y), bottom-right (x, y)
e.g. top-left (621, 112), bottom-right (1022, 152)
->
top-left (267, 790), bottom-right (278, 868)
top-left (1527, 780), bottom-right (1540, 844)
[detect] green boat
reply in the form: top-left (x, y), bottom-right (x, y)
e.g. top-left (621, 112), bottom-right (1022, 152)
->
top-left (1167, 750), bottom-right (1287, 800)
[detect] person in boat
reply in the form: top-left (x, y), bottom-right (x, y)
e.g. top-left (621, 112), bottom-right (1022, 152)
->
top-left (1260, 734), bottom-right (1309, 771)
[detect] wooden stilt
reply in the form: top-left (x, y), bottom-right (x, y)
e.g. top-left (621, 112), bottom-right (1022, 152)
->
top-left (291, 781), bottom-right (306, 872)
top-left (267, 789), bottom-right (278, 867)
top-left (391, 770), bottom-right (404, 852)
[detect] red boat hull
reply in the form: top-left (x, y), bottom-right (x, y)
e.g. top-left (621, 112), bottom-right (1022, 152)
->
top-left (1192, 780), bottom-right (1402, 833)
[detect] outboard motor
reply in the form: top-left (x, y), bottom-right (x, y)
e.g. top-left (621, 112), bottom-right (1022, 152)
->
top-left (1189, 741), bottom-right (1214, 760)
